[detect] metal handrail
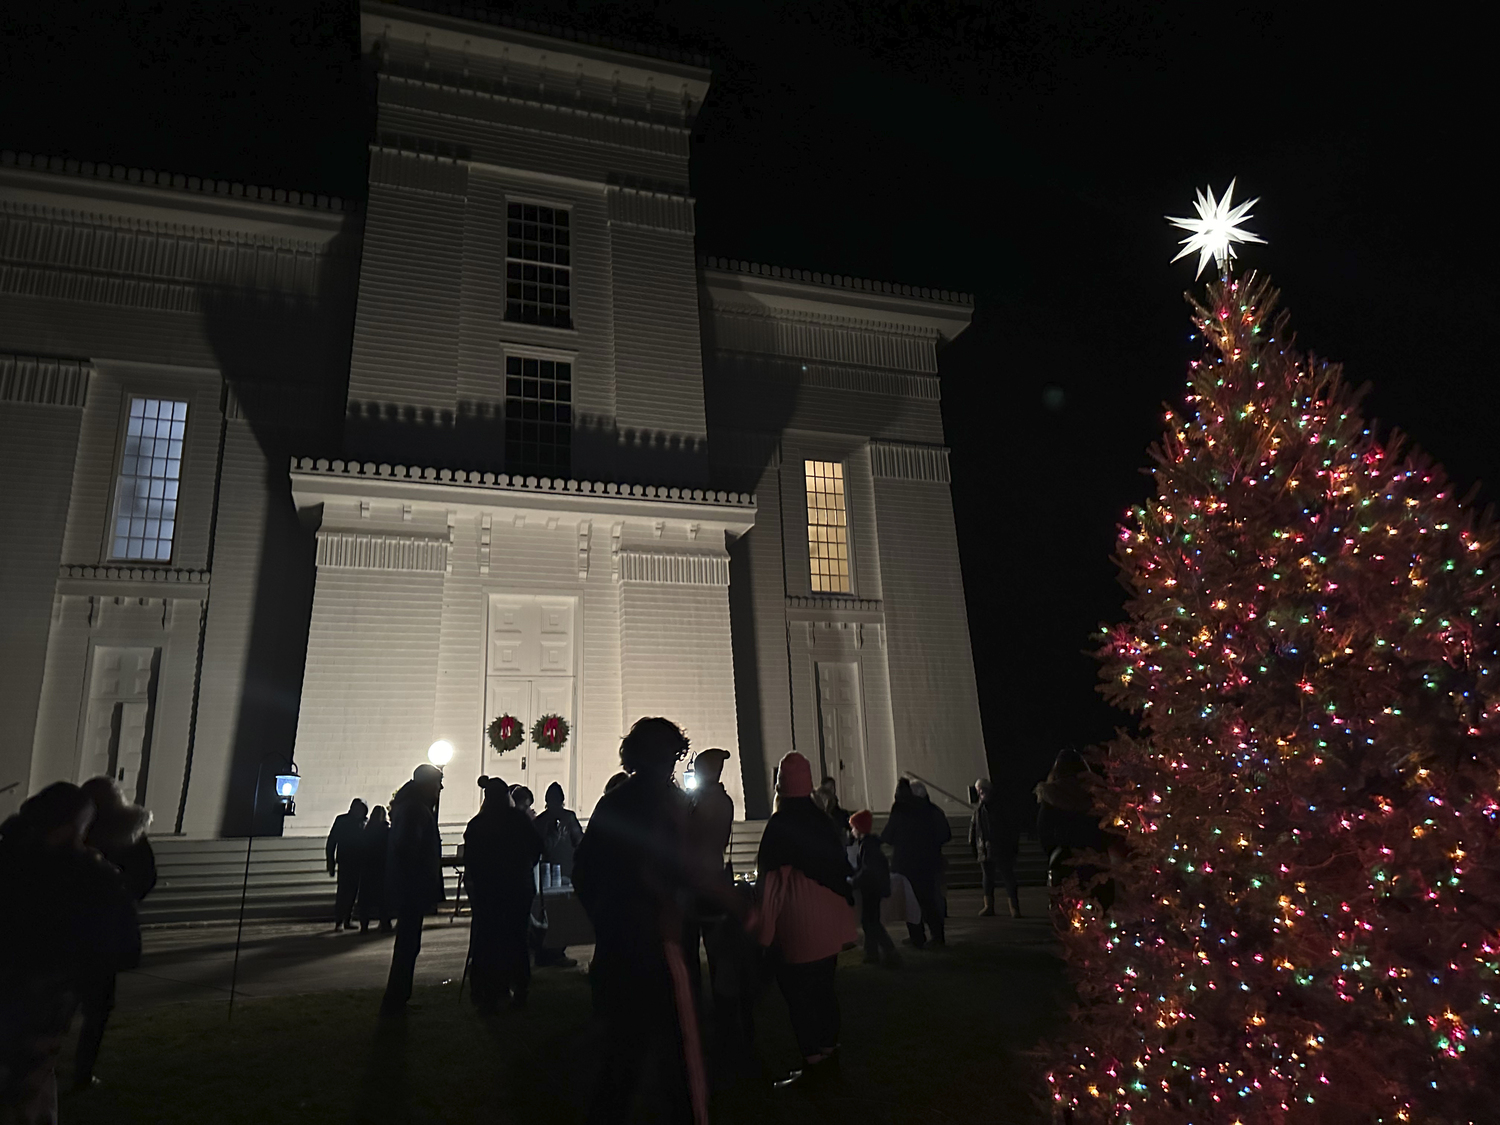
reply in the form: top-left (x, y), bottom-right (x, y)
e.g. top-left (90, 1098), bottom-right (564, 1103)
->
top-left (900, 771), bottom-right (973, 812)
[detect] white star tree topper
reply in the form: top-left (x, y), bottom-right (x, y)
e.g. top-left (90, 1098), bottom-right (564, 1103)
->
top-left (1167, 179), bottom-right (1266, 278)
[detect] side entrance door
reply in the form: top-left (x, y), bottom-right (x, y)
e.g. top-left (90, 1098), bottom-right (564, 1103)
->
top-left (79, 646), bottom-right (159, 802)
top-left (816, 661), bottom-right (869, 811)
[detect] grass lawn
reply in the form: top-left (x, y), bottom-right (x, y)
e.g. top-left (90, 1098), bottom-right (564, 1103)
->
top-left (60, 934), bottom-right (1066, 1124)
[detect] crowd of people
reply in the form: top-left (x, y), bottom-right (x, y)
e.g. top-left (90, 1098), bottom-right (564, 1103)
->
top-left (1, 728), bottom-right (1112, 1124)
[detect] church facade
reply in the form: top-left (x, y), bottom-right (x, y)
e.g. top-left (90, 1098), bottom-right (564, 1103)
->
top-left (0, 1), bottom-right (986, 835)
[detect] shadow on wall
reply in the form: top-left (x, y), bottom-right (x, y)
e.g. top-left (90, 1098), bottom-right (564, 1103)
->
top-left (345, 403), bottom-right (710, 490)
top-left (195, 221), bottom-right (361, 838)
top-left (701, 319), bottom-right (910, 817)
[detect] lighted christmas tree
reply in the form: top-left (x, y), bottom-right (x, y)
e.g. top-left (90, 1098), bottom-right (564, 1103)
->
top-left (1047, 184), bottom-right (1500, 1124)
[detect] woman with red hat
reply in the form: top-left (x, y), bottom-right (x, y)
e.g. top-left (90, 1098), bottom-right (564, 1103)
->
top-left (751, 751), bottom-right (856, 1088)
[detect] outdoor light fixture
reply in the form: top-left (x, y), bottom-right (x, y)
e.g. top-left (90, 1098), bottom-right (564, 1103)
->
top-left (428, 739), bottom-right (455, 767)
top-left (231, 754), bottom-right (301, 1020)
top-left (684, 755), bottom-right (698, 790)
top-left (273, 769), bottom-right (300, 816)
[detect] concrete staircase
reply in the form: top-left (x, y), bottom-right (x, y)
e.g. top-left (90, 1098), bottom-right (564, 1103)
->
top-left (142, 816), bottom-right (1048, 926)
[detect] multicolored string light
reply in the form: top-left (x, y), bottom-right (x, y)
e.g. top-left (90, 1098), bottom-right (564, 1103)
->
top-left (1046, 271), bottom-right (1500, 1125)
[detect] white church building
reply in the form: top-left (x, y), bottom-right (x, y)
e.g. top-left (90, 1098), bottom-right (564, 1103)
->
top-left (0, 1), bottom-right (986, 836)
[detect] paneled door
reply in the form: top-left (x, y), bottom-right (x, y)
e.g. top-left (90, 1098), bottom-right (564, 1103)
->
top-left (485, 595), bottom-right (577, 802)
top-left (816, 661), bottom-right (869, 811)
top-left (79, 646), bottom-right (159, 802)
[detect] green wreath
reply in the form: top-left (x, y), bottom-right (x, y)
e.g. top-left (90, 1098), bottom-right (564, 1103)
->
top-left (487, 713), bottom-right (525, 754)
top-left (531, 713), bottom-right (570, 753)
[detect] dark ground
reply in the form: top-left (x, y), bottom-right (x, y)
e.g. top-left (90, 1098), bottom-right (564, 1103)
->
top-left (64, 887), bottom-right (1061, 1125)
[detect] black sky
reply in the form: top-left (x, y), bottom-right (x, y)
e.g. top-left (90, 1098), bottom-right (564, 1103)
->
top-left (5, 0), bottom-right (1497, 786)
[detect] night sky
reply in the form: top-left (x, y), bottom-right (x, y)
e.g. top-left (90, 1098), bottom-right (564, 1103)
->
top-left (5, 1), bottom-right (1496, 788)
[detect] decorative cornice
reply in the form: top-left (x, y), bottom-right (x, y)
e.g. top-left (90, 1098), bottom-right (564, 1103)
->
top-left (368, 146), bottom-right (470, 198)
top-left (786, 595), bottom-right (883, 613)
top-left (711, 353), bottom-right (940, 400)
top-left (0, 203), bottom-right (351, 313)
top-left (606, 185), bottom-right (694, 233)
top-left (699, 256), bottom-right (972, 307)
top-left (1, 150), bottom-right (355, 213)
top-left (385, 0), bottom-right (712, 69)
top-left (870, 441), bottom-right (951, 483)
top-left (2, 354), bottom-right (89, 407)
top-left (618, 550), bottom-right (729, 586)
top-left (315, 530), bottom-right (451, 573)
top-left (378, 65), bottom-right (694, 147)
top-left (706, 307), bottom-right (938, 375)
top-left (291, 456), bottom-right (755, 508)
top-left (59, 565), bottom-right (209, 583)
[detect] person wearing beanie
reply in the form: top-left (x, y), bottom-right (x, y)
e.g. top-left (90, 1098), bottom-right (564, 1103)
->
top-left (380, 763), bottom-right (445, 1016)
top-left (848, 810), bottom-right (899, 967)
top-left (969, 778), bottom-right (1021, 918)
top-left (464, 776), bottom-right (543, 1013)
top-left (532, 783), bottom-right (584, 969)
top-left (752, 752), bottom-right (857, 1087)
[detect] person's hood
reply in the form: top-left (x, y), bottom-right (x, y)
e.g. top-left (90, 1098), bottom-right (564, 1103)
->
top-left (1034, 775), bottom-right (1096, 813)
top-left (544, 782), bottom-right (565, 807)
top-left (89, 801), bottom-right (151, 850)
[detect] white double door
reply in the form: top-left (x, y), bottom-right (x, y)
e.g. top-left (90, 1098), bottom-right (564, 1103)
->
top-left (484, 678), bottom-right (574, 800)
top-left (484, 594), bottom-right (577, 801)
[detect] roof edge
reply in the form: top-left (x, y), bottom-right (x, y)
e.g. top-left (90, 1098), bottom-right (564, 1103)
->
top-left (698, 256), bottom-right (973, 308)
top-left (384, 0), bottom-right (712, 72)
top-left (1, 150), bottom-right (358, 215)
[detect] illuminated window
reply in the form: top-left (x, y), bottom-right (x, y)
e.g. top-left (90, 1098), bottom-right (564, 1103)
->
top-left (505, 355), bottom-right (571, 476)
top-left (505, 202), bottom-right (572, 328)
top-left (805, 460), bottom-right (850, 593)
top-left (111, 397), bottom-right (187, 562)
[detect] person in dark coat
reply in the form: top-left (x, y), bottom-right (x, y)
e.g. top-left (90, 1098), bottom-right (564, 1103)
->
top-left (380, 765), bottom-right (444, 1016)
top-left (532, 783), bottom-right (584, 968)
top-left (326, 798), bottom-right (368, 930)
top-left (882, 778), bottom-right (949, 948)
top-left (848, 809), bottom-right (898, 966)
top-left (1035, 749), bottom-right (1115, 905)
top-left (683, 748), bottom-right (735, 1008)
top-left (573, 717), bottom-right (699, 1125)
top-left (814, 777), bottom-right (851, 843)
top-left (970, 778), bottom-right (1021, 918)
top-left (464, 777), bottom-right (544, 1013)
top-left (73, 777), bottom-right (157, 1090)
top-left (533, 782), bottom-right (583, 878)
top-left (358, 805), bottom-right (391, 932)
top-left (0, 783), bottom-right (136, 1123)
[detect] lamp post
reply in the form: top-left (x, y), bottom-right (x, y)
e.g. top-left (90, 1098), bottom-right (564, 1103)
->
top-left (228, 755), bottom-right (299, 1020)
top-left (427, 740), bottom-right (453, 822)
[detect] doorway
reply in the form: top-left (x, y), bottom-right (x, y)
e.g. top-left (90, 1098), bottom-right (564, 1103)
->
top-left (815, 660), bottom-right (869, 811)
top-left (484, 595), bottom-right (577, 802)
top-left (79, 646), bottom-right (160, 803)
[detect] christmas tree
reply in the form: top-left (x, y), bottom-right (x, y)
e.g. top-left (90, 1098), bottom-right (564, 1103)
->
top-left (1047, 187), bottom-right (1500, 1124)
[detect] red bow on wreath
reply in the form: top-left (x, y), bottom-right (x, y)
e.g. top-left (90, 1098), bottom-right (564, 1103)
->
top-left (500, 717), bottom-right (516, 739)
top-left (543, 716), bottom-right (559, 743)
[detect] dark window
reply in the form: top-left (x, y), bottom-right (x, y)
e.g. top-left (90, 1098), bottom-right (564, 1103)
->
top-left (505, 202), bottom-right (572, 329)
top-left (504, 355), bottom-right (572, 477)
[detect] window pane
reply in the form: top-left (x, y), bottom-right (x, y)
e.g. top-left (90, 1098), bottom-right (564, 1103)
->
top-left (503, 360), bottom-right (572, 478)
top-left (804, 460), bottom-right (851, 593)
top-left (110, 397), bottom-right (188, 563)
top-left (502, 202), bottom-right (573, 329)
